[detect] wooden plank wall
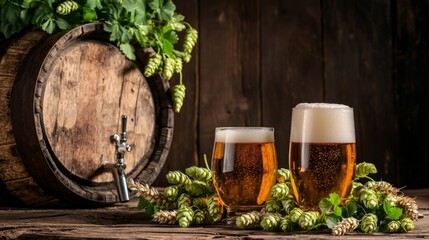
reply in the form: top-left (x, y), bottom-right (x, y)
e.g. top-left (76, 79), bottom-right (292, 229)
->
top-left (154, 0), bottom-right (429, 188)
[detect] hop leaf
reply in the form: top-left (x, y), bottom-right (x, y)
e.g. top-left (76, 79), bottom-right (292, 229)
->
top-left (355, 162), bottom-right (377, 180)
top-left (185, 166), bottom-right (212, 181)
top-left (360, 213), bottom-right (378, 233)
top-left (56, 0), bottom-right (79, 15)
top-left (177, 206), bottom-right (194, 227)
top-left (172, 83), bottom-right (186, 113)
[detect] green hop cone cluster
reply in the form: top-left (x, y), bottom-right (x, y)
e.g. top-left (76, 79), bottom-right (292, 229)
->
top-left (298, 211), bottom-right (319, 230)
top-left (261, 213), bottom-right (282, 231)
top-left (207, 195), bottom-right (224, 223)
top-left (280, 216), bottom-right (294, 232)
top-left (164, 185), bottom-right (181, 201)
top-left (56, 0), bottom-right (79, 15)
top-left (163, 57), bottom-right (176, 80)
top-left (400, 218), bottom-right (415, 232)
top-left (264, 197), bottom-right (282, 213)
top-left (184, 180), bottom-right (207, 197)
top-left (177, 193), bottom-right (192, 209)
top-left (289, 207), bottom-right (304, 223)
top-left (183, 28), bottom-right (198, 62)
top-left (193, 209), bottom-right (206, 225)
top-left (192, 197), bottom-right (208, 209)
top-left (277, 168), bottom-right (290, 183)
top-left (360, 213), bottom-right (378, 233)
top-left (144, 54), bottom-right (163, 78)
top-left (386, 220), bottom-right (401, 232)
top-left (172, 83), bottom-right (186, 113)
top-left (174, 58), bottom-right (183, 73)
top-left (236, 211), bottom-right (263, 228)
top-left (166, 170), bottom-right (192, 186)
top-left (359, 188), bottom-right (379, 209)
top-left (177, 206), bottom-right (194, 227)
top-left (271, 183), bottom-right (289, 200)
top-left (354, 162), bottom-right (377, 180)
top-left (281, 199), bottom-right (297, 214)
top-left (185, 166), bottom-right (212, 181)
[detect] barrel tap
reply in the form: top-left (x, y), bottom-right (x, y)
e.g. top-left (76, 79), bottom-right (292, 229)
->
top-left (105, 115), bottom-right (132, 202)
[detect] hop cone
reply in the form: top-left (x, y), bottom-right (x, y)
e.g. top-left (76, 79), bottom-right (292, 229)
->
top-left (174, 58), bottom-right (183, 73)
top-left (177, 206), bottom-right (194, 227)
top-left (163, 57), bottom-right (175, 80)
top-left (359, 188), bottom-right (379, 209)
top-left (386, 220), bottom-right (401, 232)
top-left (166, 170), bottom-right (192, 186)
top-left (298, 211), bottom-right (319, 230)
top-left (400, 217), bottom-right (415, 232)
top-left (183, 28), bottom-right (198, 57)
top-left (164, 185), bottom-right (181, 201)
top-left (184, 180), bottom-right (206, 197)
top-left (397, 196), bottom-right (419, 221)
top-left (365, 181), bottom-right (377, 189)
top-left (332, 217), bottom-right (359, 236)
top-left (355, 162), bottom-right (377, 180)
top-left (277, 168), bottom-right (290, 183)
top-left (192, 197), bottom-right (208, 209)
top-left (350, 181), bottom-right (364, 199)
top-left (193, 209), bottom-right (206, 225)
top-left (264, 197), bottom-right (282, 213)
top-left (185, 166), bottom-right (212, 181)
top-left (281, 199), bottom-right (297, 214)
top-left (144, 54), bottom-right (162, 77)
top-left (128, 179), bottom-right (174, 208)
top-left (383, 194), bottom-right (397, 208)
top-left (183, 54), bottom-right (191, 63)
top-left (280, 216), bottom-right (294, 232)
top-left (56, 0), bottom-right (79, 15)
top-left (261, 213), bottom-right (282, 231)
top-left (152, 210), bottom-right (177, 224)
top-left (177, 193), bottom-right (192, 209)
top-left (372, 181), bottom-right (400, 195)
top-left (360, 213), bottom-right (378, 233)
top-left (289, 207), bottom-right (304, 223)
top-left (236, 211), bottom-right (263, 228)
top-left (172, 84), bottom-right (186, 113)
top-left (271, 183), bottom-right (289, 200)
top-left (207, 195), bottom-right (224, 223)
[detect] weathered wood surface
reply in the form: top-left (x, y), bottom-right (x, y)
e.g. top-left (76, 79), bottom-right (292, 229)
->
top-left (0, 189), bottom-right (428, 239)
top-left (156, 0), bottom-right (429, 188)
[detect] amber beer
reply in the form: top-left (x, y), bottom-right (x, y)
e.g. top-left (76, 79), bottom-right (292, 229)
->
top-left (211, 127), bottom-right (278, 213)
top-left (289, 103), bottom-right (356, 210)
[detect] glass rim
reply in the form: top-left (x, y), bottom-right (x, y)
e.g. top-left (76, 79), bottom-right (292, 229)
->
top-left (215, 127), bottom-right (274, 132)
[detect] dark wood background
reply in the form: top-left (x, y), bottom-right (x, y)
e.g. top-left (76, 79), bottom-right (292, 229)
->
top-left (154, 0), bottom-right (429, 189)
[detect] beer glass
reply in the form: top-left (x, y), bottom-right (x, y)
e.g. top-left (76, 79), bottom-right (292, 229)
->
top-left (288, 103), bottom-right (356, 210)
top-left (211, 127), bottom-right (278, 214)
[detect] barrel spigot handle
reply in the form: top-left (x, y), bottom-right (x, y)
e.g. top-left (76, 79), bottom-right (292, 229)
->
top-left (105, 115), bottom-right (132, 202)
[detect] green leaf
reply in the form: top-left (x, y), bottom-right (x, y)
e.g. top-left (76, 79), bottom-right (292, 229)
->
top-left (383, 201), bottom-right (403, 220)
top-left (41, 18), bottom-right (56, 34)
top-left (333, 205), bottom-right (342, 217)
top-left (119, 43), bottom-right (136, 60)
top-left (83, 7), bottom-right (98, 22)
top-left (149, 0), bottom-right (175, 21)
top-left (162, 37), bottom-right (173, 55)
top-left (123, 0), bottom-right (147, 24)
top-left (55, 17), bottom-right (70, 30)
top-left (329, 193), bottom-right (341, 206)
top-left (138, 196), bottom-right (150, 209)
top-left (343, 200), bottom-right (358, 218)
top-left (319, 198), bottom-right (333, 214)
top-left (85, 0), bottom-right (102, 9)
top-left (325, 214), bottom-right (341, 229)
top-left (163, 27), bottom-right (178, 44)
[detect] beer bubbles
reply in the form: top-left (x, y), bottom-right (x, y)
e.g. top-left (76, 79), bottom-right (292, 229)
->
top-left (211, 127), bottom-right (278, 215)
top-left (289, 103), bottom-right (356, 210)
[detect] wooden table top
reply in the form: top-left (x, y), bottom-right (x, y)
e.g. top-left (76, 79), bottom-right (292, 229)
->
top-left (1, 189), bottom-right (428, 239)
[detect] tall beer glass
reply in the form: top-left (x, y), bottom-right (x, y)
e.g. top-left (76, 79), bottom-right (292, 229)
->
top-left (211, 127), bottom-right (278, 214)
top-left (289, 103), bottom-right (356, 210)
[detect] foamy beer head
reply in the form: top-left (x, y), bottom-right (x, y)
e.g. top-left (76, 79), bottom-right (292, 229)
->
top-left (215, 127), bottom-right (275, 143)
top-left (290, 103), bottom-right (355, 143)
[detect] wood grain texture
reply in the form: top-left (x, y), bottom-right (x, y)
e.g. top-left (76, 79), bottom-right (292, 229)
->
top-left (261, 0), bottom-right (323, 167)
top-left (199, 0), bottom-right (261, 162)
top-left (323, 0), bottom-right (396, 183)
top-left (0, 189), bottom-right (428, 239)
top-left (395, 0), bottom-right (429, 188)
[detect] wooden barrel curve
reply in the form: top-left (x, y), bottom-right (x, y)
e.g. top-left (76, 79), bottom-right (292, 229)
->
top-left (0, 23), bottom-right (174, 206)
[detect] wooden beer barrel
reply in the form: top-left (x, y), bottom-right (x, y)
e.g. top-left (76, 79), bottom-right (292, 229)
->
top-left (0, 23), bottom-right (174, 207)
